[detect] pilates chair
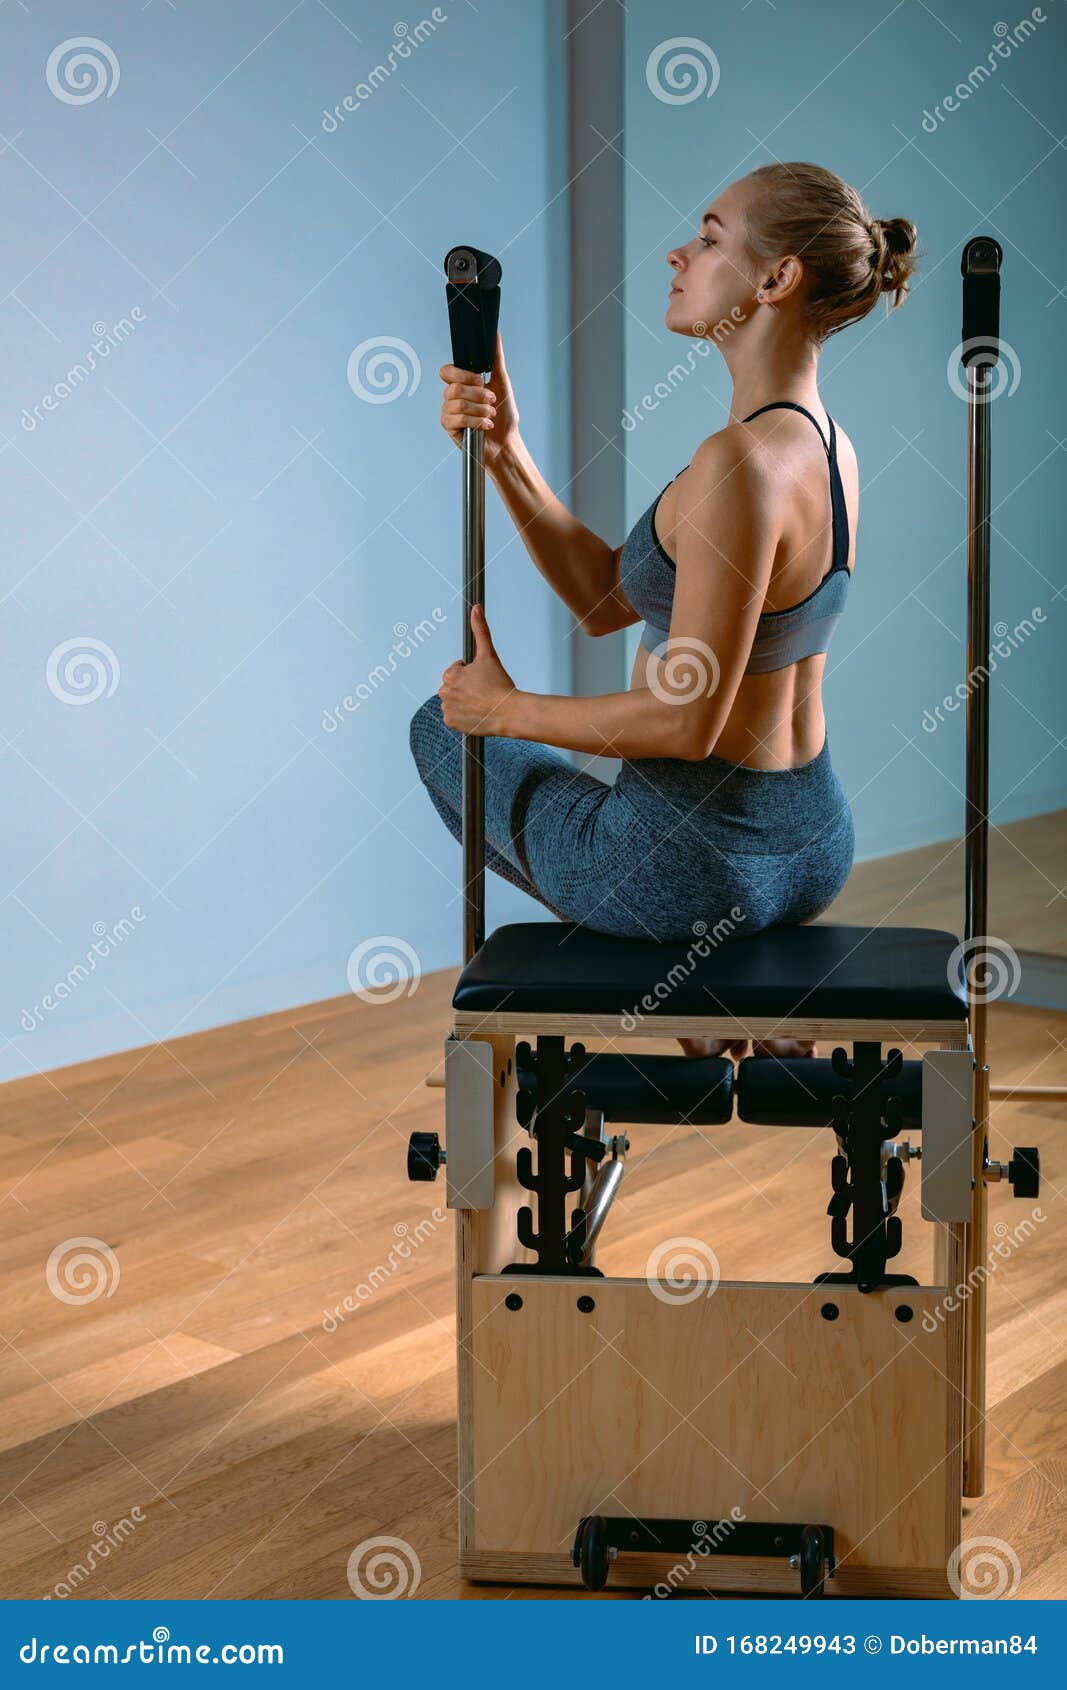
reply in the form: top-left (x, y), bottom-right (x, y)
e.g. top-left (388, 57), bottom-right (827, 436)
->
top-left (407, 240), bottom-right (1049, 1597)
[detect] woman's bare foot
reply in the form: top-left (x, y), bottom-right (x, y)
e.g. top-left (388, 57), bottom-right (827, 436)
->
top-left (677, 1036), bottom-right (750, 1060)
top-left (752, 1038), bottom-right (818, 1059)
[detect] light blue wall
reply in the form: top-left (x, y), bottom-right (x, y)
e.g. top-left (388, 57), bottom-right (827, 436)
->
top-left (623, 0), bottom-right (1067, 859)
top-left (0, 1), bottom-right (568, 1080)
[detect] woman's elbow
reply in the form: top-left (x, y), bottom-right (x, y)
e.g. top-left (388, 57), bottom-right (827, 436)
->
top-left (679, 736), bottom-right (715, 763)
top-left (638, 705), bottom-right (715, 762)
top-left (578, 605), bottom-right (630, 637)
top-left (676, 710), bottom-right (720, 762)
top-left (576, 608), bottom-right (610, 637)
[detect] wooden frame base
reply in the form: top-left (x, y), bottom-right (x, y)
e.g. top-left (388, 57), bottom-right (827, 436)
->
top-left (451, 1024), bottom-right (971, 1599)
top-left (459, 1551), bottom-right (953, 1599)
top-left (461, 1275), bottom-right (962, 1597)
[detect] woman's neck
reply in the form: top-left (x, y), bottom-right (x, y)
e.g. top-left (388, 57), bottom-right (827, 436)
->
top-left (718, 319), bottom-right (822, 425)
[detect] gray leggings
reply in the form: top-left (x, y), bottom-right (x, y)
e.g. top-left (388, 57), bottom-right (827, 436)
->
top-left (408, 694), bottom-right (854, 943)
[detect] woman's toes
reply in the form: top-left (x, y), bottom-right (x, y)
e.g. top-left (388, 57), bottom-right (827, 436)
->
top-left (753, 1038), bottom-right (818, 1059)
top-left (677, 1036), bottom-right (750, 1060)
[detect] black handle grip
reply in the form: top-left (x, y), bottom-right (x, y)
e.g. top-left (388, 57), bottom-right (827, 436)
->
top-left (961, 236), bottom-right (1002, 365)
top-left (444, 246), bottom-right (502, 373)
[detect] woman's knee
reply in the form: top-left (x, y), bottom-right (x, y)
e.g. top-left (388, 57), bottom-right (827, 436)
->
top-left (409, 693), bottom-right (448, 777)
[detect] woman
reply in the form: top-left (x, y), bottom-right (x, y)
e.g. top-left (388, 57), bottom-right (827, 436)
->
top-left (409, 163), bottom-right (918, 1057)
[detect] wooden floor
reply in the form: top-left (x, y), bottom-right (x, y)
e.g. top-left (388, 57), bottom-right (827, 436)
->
top-left (841, 806), bottom-right (1067, 958)
top-left (0, 817), bottom-right (1065, 1600)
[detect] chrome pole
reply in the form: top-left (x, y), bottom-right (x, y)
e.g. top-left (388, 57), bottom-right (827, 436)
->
top-left (444, 245), bottom-right (500, 963)
top-left (461, 423), bottom-right (486, 961)
top-left (959, 235), bottom-right (1002, 1499)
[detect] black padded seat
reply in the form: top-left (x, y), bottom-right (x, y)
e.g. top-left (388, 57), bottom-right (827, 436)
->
top-left (453, 922), bottom-right (968, 1023)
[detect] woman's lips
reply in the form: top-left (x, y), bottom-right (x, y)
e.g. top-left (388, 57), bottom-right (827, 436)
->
top-left (670, 285), bottom-right (682, 295)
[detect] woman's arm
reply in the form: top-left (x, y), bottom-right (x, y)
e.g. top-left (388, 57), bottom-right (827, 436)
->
top-left (440, 334), bottom-right (638, 634)
top-left (440, 429), bottom-right (779, 761)
top-left (489, 435), bottom-right (638, 635)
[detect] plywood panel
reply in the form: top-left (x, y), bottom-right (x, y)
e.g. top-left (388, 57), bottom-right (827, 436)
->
top-left (469, 1276), bottom-right (959, 1593)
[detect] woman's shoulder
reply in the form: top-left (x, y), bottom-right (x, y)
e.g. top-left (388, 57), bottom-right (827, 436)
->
top-left (693, 408), bottom-right (858, 482)
top-left (680, 421), bottom-right (783, 514)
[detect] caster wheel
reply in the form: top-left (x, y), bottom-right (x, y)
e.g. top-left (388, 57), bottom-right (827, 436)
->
top-left (573, 1514), bottom-right (610, 1592)
top-left (799, 1525), bottom-right (827, 1598)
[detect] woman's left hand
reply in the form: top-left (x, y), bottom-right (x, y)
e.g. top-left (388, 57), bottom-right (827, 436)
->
top-left (439, 605), bottom-right (517, 735)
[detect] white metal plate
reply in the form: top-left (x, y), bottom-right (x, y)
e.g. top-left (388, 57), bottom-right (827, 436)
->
top-left (444, 1035), bottom-right (496, 1210)
top-left (921, 1048), bottom-right (975, 1223)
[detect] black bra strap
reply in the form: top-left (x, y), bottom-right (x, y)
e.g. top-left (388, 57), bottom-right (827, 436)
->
top-left (740, 400), bottom-right (849, 572)
top-left (741, 399), bottom-right (829, 452)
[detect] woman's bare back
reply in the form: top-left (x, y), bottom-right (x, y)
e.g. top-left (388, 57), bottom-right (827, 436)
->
top-left (630, 408), bottom-right (859, 772)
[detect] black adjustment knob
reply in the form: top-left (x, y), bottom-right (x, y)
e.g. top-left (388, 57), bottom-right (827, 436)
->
top-left (1008, 1146), bottom-right (1040, 1199)
top-left (407, 1130), bottom-right (444, 1183)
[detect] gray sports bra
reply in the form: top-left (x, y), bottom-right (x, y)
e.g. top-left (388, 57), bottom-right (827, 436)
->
top-left (619, 401), bottom-right (851, 675)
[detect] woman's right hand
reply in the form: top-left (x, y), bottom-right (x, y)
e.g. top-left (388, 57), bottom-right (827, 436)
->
top-left (439, 332), bottom-right (519, 466)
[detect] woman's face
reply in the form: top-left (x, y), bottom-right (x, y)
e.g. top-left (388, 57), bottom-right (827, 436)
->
top-left (665, 182), bottom-right (761, 338)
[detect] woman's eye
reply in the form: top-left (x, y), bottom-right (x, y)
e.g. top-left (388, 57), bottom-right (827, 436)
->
top-left (698, 234), bottom-right (714, 247)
